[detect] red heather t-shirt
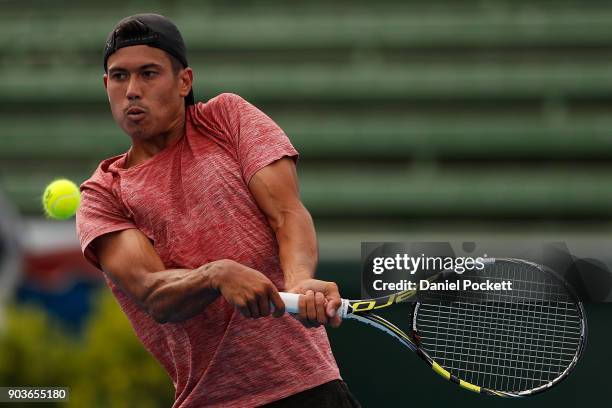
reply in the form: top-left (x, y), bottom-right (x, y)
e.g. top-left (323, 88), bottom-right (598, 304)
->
top-left (76, 93), bottom-right (340, 407)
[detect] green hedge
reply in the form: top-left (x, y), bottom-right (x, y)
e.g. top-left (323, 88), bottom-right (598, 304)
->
top-left (0, 291), bottom-right (174, 407)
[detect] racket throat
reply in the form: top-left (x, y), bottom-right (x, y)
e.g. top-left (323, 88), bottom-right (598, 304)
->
top-left (339, 298), bottom-right (350, 318)
top-left (346, 313), bottom-right (418, 352)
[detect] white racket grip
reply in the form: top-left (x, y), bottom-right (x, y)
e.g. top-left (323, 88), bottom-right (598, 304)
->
top-left (277, 292), bottom-right (350, 318)
top-left (279, 292), bottom-right (300, 313)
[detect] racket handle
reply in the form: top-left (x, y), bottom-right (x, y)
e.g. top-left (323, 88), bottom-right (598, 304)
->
top-left (276, 292), bottom-right (349, 318)
top-left (278, 292), bottom-right (301, 313)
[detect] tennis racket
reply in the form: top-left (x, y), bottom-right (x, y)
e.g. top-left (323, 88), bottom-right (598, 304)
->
top-left (279, 258), bottom-right (587, 397)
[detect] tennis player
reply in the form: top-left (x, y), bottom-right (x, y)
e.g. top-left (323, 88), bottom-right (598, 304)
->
top-left (76, 13), bottom-right (360, 408)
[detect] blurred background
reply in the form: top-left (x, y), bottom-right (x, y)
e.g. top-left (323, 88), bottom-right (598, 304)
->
top-left (1, 0), bottom-right (611, 406)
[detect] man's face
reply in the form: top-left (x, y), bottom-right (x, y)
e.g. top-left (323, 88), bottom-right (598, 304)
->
top-left (104, 45), bottom-right (192, 139)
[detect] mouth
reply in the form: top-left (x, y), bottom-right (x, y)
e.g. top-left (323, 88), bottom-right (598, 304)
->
top-left (126, 107), bottom-right (147, 121)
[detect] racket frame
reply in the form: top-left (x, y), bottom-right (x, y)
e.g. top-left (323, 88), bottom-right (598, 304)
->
top-left (338, 258), bottom-right (587, 397)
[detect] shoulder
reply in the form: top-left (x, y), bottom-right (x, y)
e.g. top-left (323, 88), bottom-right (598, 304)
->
top-left (188, 93), bottom-right (254, 138)
top-left (190, 93), bottom-right (248, 116)
top-left (209, 92), bottom-right (248, 106)
top-left (77, 154), bottom-right (133, 238)
top-left (80, 154), bottom-right (125, 195)
top-left (214, 92), bottom-right (247, 105)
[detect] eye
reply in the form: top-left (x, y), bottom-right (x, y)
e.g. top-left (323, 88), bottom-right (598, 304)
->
top-left (110, 72), bottom-right (127, 80)
top-left (143, 70), bottom-right (158, 79)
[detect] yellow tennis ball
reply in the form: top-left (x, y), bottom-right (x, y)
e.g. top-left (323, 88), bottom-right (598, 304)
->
top-left (42, 179), bottom-right (81, 220)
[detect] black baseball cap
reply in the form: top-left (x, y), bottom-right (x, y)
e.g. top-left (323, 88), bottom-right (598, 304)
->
top-left (103, 13), bottom-right (194, 105)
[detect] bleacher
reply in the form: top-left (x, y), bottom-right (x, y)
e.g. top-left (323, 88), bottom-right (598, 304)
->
top-left (2, 3), bottom-right (611, 407)
top-left (3, 0), bottom-right (612, 224)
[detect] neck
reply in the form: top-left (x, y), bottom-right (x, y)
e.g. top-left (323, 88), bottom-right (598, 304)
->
top-left (125, 110), bottom-right (186, 168)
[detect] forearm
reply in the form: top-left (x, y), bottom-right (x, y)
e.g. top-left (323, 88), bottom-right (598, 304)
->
top-left (274, 205), bottom-right (318, 289)
top-left (142, 261), bottom-right (223, 323)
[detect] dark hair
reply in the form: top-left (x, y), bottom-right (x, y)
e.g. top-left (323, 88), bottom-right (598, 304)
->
top-left (166, 53), bottom-right (184, 75)
top-left (112, 19), bottom-right (184, 75)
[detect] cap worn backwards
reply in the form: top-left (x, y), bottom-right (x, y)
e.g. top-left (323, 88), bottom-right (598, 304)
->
top-left (103, 13), bottom-right (194, 105)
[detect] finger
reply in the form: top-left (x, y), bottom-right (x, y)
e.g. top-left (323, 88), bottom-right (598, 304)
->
top-left (325, 297), bottom-right (342, 319)
top-left (329, 313), bottom-right (342, 328)
top-left (239, 306), bottom-right (251, 319)
top-left (305, 290), bottom-right (317, 322)
top-left (247, 299), bottom-right (260, 318)
top-left (315, 291), bottom-right (327, 324)
top-left (258, 294), bottom-right (271, 317)
top-left (298, 316), bottom-right (319, 328)
top-left (269, 289), bottom-right (285, 318)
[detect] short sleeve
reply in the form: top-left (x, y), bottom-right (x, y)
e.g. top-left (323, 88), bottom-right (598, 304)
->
top-left (218, 93), bottom-right (299, 184)
top-left (76, 177), bottom-right (136, 270)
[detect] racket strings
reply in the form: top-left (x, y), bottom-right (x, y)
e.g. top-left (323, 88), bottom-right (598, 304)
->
top-left (415, 260), bottom-right (584, 393)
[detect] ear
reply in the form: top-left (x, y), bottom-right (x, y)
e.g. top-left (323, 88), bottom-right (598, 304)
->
top-left (179, 67), bottom-right (193, 98)
top-left (103, 73), bottom-right (108, 89)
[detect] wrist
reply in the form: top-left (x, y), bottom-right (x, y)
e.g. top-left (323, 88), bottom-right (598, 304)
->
top-left (285, 276), bottom-right (313, 291)
top-left (202, 259), bottom-right (235, 291)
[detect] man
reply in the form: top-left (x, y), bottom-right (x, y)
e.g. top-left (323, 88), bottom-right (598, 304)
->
top-left (76, 13), bottom-right (360, 408)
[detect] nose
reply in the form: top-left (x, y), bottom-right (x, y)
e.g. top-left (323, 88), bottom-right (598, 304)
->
top-left (126, 76), bottom-right (142, 100)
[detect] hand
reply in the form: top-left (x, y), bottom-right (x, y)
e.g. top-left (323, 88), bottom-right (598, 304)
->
top-left (209, 260), bottom-right (285, 318)
top-left (286, 279), bottom-right (342, 328)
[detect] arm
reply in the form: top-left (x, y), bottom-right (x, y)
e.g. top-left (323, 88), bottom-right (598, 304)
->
top-left (249, 157), bottom-right (317, 288)
top-left (249, 157), bottom-right (342, 327)
top-left (93, 228), bottom-right (284, 323)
